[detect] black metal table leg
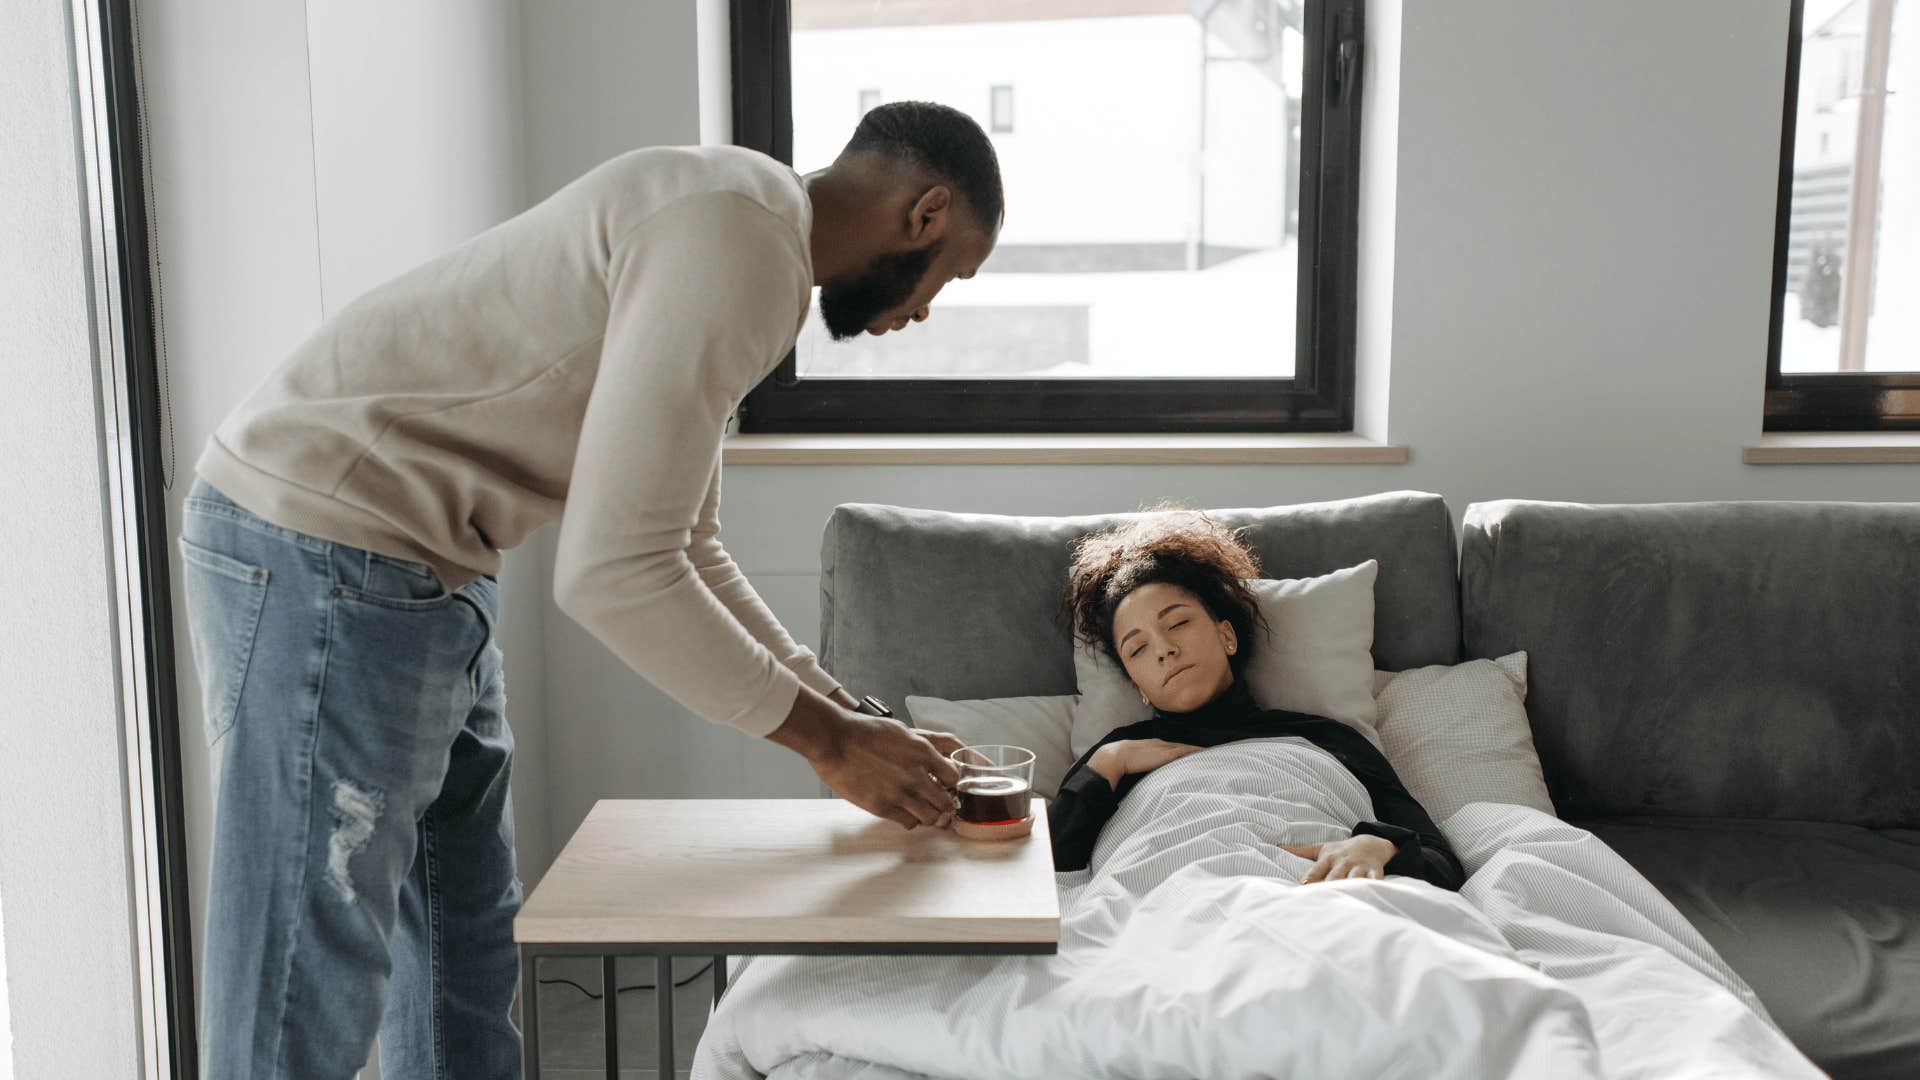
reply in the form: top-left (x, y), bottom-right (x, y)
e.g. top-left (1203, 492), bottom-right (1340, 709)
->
top-left (520, 947), bottom-right (541, 1079)
top-left (603, 956), bottom-right (619, 1078)
top-left (712, 954), bottom-right (728, 1007)
top-left (658, 954), bottom-right (675, 1079)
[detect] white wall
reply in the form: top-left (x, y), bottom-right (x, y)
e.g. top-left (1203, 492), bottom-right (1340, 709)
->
top-left (0, 881), bottom-right (11, 1072)
top-left (0, 1), bottom-right (143, 1076)
top-left (521, 0), bottom-right (702, 203)
top-left (535, 0), bottom-right (1920, 852)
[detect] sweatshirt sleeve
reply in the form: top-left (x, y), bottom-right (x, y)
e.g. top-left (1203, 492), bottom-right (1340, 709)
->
top-left (552, 191), bottom-right (815, 737)
top-left (1048, 766), bottom-right (1123, 874)
top-left (685, 452), bottom-right (843, 700)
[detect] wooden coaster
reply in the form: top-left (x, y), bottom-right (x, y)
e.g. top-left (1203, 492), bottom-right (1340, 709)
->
top-left (952, 814), bottom-right (1034, 842)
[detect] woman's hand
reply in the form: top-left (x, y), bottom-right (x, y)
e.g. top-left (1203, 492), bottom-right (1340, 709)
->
top-left (1277, 834), bottom-right (1398, 883)
top-left (1089, 738), bottom-right (1205, 787)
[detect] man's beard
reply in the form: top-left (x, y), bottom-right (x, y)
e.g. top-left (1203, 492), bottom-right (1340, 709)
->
top-left (817, 242), bottom-right (941, 341)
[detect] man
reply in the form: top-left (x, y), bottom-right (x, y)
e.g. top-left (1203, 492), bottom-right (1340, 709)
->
top-left (177, 101), bottom-right (1003, 1079)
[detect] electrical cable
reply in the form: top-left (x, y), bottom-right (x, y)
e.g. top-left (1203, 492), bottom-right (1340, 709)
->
top-left (537, 959), bottom-right (716, 999)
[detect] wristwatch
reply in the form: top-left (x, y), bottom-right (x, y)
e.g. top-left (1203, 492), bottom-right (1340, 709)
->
top-left (852, 694), bottom-right (895, 719)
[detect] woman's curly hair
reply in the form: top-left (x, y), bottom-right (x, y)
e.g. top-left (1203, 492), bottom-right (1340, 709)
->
top-left (1063, 505), bottom-right (1270, 672)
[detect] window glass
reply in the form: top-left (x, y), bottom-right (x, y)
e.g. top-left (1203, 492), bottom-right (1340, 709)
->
top-left (790, 1), bottom-right (1306, 380)
top-left (1781, 0), bottom-right (1918, 373)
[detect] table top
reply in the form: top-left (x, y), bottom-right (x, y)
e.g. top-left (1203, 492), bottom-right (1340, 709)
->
top-left (514, 798), bottom-right (1060, 946)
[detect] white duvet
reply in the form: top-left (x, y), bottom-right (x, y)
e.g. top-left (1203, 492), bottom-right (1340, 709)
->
top-left (692, 737), bottom-right (1821, 1079)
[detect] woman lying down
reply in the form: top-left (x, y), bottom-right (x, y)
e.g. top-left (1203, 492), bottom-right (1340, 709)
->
top-left (692, 515), bottom-right (1821, 1080)
top-left (1048, 513), bottom-right (1462, 886)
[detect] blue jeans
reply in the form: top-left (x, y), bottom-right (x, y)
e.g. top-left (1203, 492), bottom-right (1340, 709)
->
top-left (179, 477), bottom-right (522, 1079)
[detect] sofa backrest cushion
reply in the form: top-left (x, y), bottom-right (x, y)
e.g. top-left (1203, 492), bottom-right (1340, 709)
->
top-left (819, 490), bottom-right (1461, 715)
top-left (1459, 498), bottom-right (1920, 827)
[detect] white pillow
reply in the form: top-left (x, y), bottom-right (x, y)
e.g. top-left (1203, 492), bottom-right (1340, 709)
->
top-left (1069, 560), bottom-right (1381, 756)
top-left (904, 694), bottom-right (1078, 801)
top-left (1372, 652), bottom-right (1555, 825)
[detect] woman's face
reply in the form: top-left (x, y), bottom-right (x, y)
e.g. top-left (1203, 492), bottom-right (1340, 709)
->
top-left (1111, 581), bottom-right (1238, 714)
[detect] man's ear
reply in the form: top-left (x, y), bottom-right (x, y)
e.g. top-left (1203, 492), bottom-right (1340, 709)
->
top-left (907, 184), bottom-right (953, 245)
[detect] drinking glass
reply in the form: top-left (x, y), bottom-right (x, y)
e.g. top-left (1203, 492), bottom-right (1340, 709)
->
top-left (950, 744), bottom-right (1035, 825)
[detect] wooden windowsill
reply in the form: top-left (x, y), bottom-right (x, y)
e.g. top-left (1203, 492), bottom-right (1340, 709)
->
top-left (721, 432), bottom-right (1409, 466)
top-left (1742, 433), bottom-right (1920, 465)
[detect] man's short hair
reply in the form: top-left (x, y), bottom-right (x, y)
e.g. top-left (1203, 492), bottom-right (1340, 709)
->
top-left (842, 101), bottom-right (1004, 231)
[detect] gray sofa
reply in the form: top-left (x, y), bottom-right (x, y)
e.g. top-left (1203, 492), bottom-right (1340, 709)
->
top-left (817, 490), bottom-right (1919, 1080)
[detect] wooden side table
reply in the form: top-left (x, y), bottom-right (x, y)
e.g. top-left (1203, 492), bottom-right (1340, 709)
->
top-left (513, 798), bottom-right (1059, 1079)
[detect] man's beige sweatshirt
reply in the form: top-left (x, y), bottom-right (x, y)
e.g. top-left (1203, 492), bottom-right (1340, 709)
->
top-left (196, 145), bottom-right (842, 737)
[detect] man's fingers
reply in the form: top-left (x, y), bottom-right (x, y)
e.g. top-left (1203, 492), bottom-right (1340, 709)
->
top-left (900, 788), bottom-right (949, 827)
top-left (915, 729), bottom-right (966, 759)
top-left (925, 748), bottom-right (962, 789)
top-left (909, 766), bottom-right (960, 817)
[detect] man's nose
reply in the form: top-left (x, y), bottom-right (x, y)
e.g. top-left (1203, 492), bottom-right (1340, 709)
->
top-left (911, 305), bottom-right (930, 323)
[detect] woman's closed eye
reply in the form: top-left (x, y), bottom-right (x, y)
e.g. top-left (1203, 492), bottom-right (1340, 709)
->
top-left (1128, 619), bottom-right (1191, 659)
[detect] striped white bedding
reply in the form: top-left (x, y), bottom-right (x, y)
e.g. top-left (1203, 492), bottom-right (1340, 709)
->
top-left (692, 737), bottom-right (1820, 1080)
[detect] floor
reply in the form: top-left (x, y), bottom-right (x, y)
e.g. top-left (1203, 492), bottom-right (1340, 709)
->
top-left (524, 955), bottom-right (719, 1079)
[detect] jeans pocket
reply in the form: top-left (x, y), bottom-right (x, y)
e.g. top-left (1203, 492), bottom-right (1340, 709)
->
top-left (336, 550), bottom-right (455, 611)
top-left (179, 537), bottom-right (270, 746)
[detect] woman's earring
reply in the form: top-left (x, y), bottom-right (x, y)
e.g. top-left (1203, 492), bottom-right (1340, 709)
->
top-left (1226, 643), bottom-right (1236, 654)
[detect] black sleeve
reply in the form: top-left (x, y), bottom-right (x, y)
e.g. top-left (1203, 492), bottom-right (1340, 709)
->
top-left (1047, 765), bottom-right (1123, 873)
top-left (1045, 721), bottom-right (1156, 873)
top-left (1347, 763), bottom-right (1467, 891)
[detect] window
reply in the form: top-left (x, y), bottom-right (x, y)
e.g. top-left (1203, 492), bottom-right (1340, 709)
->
top-left (1767, 0), bottom-right (1920, 430)
top-left (730, 0), bottom-right (1365, 434)
top-left (858, 88), bottom-right (882, 118)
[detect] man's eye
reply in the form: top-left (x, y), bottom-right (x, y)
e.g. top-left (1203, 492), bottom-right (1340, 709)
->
top-left (1128, 646), bottom-right (1144, 659)
top-left (1170, 620), bottom-right (1189, 629)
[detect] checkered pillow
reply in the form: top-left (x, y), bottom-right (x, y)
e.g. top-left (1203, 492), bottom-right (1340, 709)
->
top-left (1373, 652), bottom-right (1555, 825)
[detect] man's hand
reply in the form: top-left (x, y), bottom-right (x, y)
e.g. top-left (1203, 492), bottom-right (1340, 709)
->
top-left (1277, 834), bottom-right (1397, 883)
top-left (768, 689), bottom-right (961, 830)
top-left (911, 727), bottom-right (966, 760)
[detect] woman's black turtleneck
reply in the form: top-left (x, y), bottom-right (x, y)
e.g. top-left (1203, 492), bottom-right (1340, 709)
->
top-left (1047, 677), bottom-right (1465, 890)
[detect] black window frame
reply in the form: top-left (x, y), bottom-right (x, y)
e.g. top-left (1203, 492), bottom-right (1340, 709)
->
top-left (729, 0), bottom-right (1365, 434)
top-left (1765, 0), bottom-right (1920, 432)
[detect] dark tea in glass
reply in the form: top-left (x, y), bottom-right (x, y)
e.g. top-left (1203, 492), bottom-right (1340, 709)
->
top-left (950, 745), bottom-right (1036, 825)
